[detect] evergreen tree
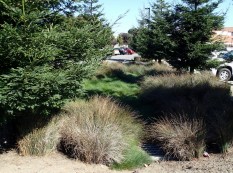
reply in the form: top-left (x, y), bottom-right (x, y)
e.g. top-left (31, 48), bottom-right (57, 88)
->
top-left (166, 0), bottom-right (224, 73)
top-left (128, 9), bottom-right (153, 59)
top-left (131, 28), bottom-right (155, 59)
top-left (0, 0), bottom-right (112, 118)
top-left (128, 28), bottom-right (139, 50)
top-left (149, 0), bottom-right (173, 63)
top-left (130, 0), bottom-right (224, 68)
top-left (137, 9), bottom-right (149, 28)
top-left (76, 0), bottom-right (110, 36)
top-left (117, 33), bottom-right (131, 45)
top-left (129, 0), bottom-right (172, 62)
top-left (80, 0), bottom-right (103, 18)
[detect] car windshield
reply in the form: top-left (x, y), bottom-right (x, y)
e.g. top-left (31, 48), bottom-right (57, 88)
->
top-left (221, 50), bottom-right (233, 61)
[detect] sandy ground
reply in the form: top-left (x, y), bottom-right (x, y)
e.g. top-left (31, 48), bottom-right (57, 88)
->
top-left (1, 149), bottom-right (233, 173)
top-left (0, 151), bottom-right (131, 173)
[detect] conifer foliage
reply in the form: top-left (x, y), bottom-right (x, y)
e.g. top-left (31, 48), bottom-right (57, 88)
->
top-left (130, 0), bottom-right (224, 71)
top-left (166, 0), bottom-right (224, 73)
top-left (0, 0), bottom-right (112, 119)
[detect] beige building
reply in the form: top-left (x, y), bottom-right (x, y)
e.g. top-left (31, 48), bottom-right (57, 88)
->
top-left (213, 27), bottom-right (233, 48)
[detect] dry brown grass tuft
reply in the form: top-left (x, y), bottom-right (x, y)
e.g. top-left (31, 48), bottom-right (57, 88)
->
top-left (140, 73), bottom-right (230, 114)
top-left (95, 62), bottom-right (175, 78)
top-left (17, 96), bottom-right (143, 164)
top-left (59, 96), bottom-right (143, 164)
top-left (17, 116), bottom-right (62, 156)
top-left (150, 114), bottom-right (205, 161)
top-left (95, 63), bottom-right (127, 78)
top-left (141, 72), bottom-right (223, 91)
top-left (141, 72), bottom-right (233, 153)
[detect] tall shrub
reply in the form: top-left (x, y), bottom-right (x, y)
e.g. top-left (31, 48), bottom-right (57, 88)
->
top-left (0, 0), bottom-right (113, 119)
top-left (0, 65), bottom-right (87, 116)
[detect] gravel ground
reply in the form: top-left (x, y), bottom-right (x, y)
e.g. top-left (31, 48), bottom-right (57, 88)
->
top-left (0, 148), bottom-right (233, 173)
top-left (138, 148), bottom-right (233, 173)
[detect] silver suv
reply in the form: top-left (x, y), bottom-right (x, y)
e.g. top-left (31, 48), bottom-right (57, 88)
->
top-left (211, 50), bottom-right (233, 81)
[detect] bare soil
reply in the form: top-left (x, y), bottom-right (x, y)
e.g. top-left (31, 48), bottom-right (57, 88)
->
top-left (0, 149), bottom-right (233, 173)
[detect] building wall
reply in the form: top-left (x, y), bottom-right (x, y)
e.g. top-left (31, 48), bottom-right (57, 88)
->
top-left (213, 27), bottom-right (233, 48)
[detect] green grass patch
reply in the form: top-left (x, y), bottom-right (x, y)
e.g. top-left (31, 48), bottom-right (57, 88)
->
top-left (111, 144), bottom-right (152, 170)
top-left (83, 77), bottom-right (140, 98)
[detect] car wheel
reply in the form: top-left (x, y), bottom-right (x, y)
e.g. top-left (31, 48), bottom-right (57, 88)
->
top-left (218, 68), bottom-right (232, 81)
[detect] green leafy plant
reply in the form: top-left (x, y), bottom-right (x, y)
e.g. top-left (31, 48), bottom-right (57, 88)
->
top-left (130, 0), bottom-right (224, 73)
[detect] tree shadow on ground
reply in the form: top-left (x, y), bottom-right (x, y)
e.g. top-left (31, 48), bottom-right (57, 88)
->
top-left (0, 113), bottom-right (56, 154)
top-left (0, 120), bottom-right (17, 154)
top-left (83, 89), bottom-right (156, 123)
top-left (96, 71), bottom-right (142, 84)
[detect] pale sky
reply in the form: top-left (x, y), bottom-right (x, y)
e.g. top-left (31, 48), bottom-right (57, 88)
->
top-left (99, 0), bottom-right (233, 36)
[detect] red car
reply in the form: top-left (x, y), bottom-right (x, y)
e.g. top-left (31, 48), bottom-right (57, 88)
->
top-left (113, 47), bottom-right (135, 55)
top-left (125, 48), bottom-right (135, 55)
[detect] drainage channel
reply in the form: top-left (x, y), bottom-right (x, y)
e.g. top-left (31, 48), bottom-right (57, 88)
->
top-left (141, 143), bottom-right (165, 161)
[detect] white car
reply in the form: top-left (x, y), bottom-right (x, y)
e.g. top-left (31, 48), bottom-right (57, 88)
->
top-left (211, 51), bottom-right (233, 81)
top-left (104, 47), bottom-right (141, 63)
top-left (211, 64), bottom-right (233, 81)
top-left (106, 53), bottom-right (141, 61)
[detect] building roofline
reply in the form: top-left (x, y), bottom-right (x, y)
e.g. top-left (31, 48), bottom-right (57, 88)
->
top-left (220, 27), bottom-right (233, 32)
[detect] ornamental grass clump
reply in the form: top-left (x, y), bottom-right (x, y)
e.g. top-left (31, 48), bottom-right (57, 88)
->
top-left (140, 73), bottom-right (229, 115)
top-left (143, 63), bottom-right (175, 76)
top-left (204, 98), bottom-right (233, 154)
top-left (59, 96), bottom-right (143, 165)
top-left (17, 116), bottom-right (61, 156)
top-left (141, 72), bottom-right (224, 96)
top-left (150, 114), bottom-right (205, 161)
top-left (95, 63), bottom-right (127, 78)
top-left (96, 62), bottom-right (174, 79)
top-left (140, 72), bottom-right (233, 153)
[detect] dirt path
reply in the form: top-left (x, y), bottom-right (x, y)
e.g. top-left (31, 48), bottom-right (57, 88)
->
top-left (1, 149), bottom-right (233, 173)
top-left (0, 151), bottom-right (130, 173)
